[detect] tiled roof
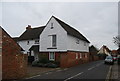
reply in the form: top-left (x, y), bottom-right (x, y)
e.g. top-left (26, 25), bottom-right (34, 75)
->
top-left (19, 26), bottom-right (45, 41)
top-left (18, 16), bottom-right (90, 43)
top-left (53, 16), bottom-right (90, 43)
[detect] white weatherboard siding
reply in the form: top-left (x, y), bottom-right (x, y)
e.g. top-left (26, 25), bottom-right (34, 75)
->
top-left (18, 40), bottom-right (39, 54)
top-left (67, 35), bottom-right (89, 52)
top-left (40, 17), bottom-right (67, 52)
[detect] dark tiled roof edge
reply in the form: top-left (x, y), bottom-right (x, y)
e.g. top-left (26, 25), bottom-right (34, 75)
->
top-left (18, 26), bottom-right (45, 41)
top-left (53, 16), bottom-right (90, 43)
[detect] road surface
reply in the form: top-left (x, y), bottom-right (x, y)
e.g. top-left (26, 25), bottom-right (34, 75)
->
top-left (25, 60), bottom-right (111, 81)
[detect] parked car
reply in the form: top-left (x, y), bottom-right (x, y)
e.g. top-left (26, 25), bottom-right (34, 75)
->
top-left (104, 56), bottom-right (114, 65)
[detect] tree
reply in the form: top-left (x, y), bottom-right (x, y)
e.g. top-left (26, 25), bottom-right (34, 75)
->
top-left (113, 36), bottom-right (120, 48)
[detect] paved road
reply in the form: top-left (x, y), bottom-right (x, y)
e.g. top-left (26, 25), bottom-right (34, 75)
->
top-left (26, 60), bottom-right (111, 81)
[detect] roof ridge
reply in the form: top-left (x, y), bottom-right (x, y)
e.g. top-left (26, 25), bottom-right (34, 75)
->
top-left (31, 26), bottom-right (45, 29)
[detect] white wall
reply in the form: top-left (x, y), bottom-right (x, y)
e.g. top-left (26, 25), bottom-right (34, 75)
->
top-left (67, 35), bottom-right (89, 52)
top-left (40, 17), bottom-right (67, 52)
top-left (18, 39), bottom-right (39, 54)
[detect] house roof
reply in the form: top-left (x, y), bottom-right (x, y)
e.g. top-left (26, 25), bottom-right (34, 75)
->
top-left (12, 37), bottom-right (19, 42)
top-left (29, 45), bottom-right (39, 52)
top-left (89, 45), bottom-right (98, 52)
top-left (18, 16), bottom-right (90, 43)
top-left (53, 16), bottom-right (90, 43)
top-left (19, 26), bottom-right (45, 41)
top-left (1, 26), bottom-right (24, 51)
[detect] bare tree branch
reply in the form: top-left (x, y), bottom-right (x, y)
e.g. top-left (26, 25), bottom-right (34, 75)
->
top-left (113, 36), bottom-right (120, 47)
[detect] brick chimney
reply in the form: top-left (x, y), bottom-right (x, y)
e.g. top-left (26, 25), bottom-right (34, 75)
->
top-left (26, 25), bottom-right (32, 30)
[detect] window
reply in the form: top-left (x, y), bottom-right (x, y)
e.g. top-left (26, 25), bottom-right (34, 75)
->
top-left (80, 53), bottom-right (82, 59)
top-left (76, 53), bottom-right (78, 59)
top-left (51, 23), bottom-right (54, 29)
top-left (84, 42), bottom-right (86, 46)
top-left (76, 39), bottom-right (79, 44)
top-left (35, 39), bottom-right (39, 44)
top-left (49, 52), bottom-right (55, 61)
top-left (52, 35), bottom-right (56, 47)
top-left (85, 54), bottom-right (88, 58)
top-left (27, 41), bottom-right (29, 45)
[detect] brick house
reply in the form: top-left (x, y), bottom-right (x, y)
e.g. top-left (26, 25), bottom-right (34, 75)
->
top-left (1, 27), bottom-right (27, 79)
top-left (16, 16), bottom-right (90, 68)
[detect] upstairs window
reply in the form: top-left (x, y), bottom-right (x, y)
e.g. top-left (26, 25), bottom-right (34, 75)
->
top-left (52, 35), bottom-right (56, 47)
top-left (27, 41), bottom-right (29, 45)
top-left (84, 42), bottom-right (86, 46)
top-left (35, 39), bottom-right (39, 44)
top-left (76, 39), bottom-right (79, 44)
top-left (51, 23), bottom-right (54, 29)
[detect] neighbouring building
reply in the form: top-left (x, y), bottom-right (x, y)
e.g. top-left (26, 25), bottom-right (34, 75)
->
top-left (1, 27), bottom-right (27, 79)
top-left (97, 45), bottom-right (111, 59)
top-left (13, 25), bottom-right (45, 63)
top-left (15, 16), bottom-right (90, 67)
top-left (111, 50), bottom-right (118, 57)
top-left (89, 45), bottom-right (99, 61)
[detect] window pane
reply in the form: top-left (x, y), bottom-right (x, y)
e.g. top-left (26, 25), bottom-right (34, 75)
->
top-left (50, 52), bottom-right (55, 60)
top-left (52, 35), bottom-right (56, 47)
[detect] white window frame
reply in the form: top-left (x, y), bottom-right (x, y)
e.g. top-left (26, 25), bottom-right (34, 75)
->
top-left (76, 53), bottom-right (78, 59)
top-left (34, 39), bottom-right (39, 44)
top-left (49, 52), bottom-right (55, 61)
top-left (80, 53), bottom-right (82, 59)
top-left (27, 41), bottom-right (29, 45)
top-left (52, 35), bottom-right (57, 47)
top-left (51, 23), bottom-right (54, 29)
top-left (76, 39), bottom-right (79, 44)
top-left (85, 53), bottom-right (88, 58)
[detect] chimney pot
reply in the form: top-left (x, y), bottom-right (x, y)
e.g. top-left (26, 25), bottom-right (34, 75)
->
top-left (26, 25), bottom-right (32, 30)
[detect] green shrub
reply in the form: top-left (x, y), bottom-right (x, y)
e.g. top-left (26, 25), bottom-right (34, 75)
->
top-left (32, 60), bottom-right (39, 66)
top-left (39, 58), bottom-right (49, 64)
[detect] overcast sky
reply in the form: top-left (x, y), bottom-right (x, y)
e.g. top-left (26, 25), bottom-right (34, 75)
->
top-left (1, 2), bottom-right (118, 50)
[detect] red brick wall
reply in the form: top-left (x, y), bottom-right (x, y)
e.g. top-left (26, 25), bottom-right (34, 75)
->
top-left (60, 52), bottom-right (90, 68)
top-left (40, 51), bottom-right (90, 68)
top-left (39, 52), bottom-right (60, 62)
top-left (89, 52), bottom-right (99, 62)
top-left (2, 28), bottom-right (27, 79)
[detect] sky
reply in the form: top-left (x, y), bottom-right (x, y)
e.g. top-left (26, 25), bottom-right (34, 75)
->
top-left (0, 1), bottom-right (118, 50)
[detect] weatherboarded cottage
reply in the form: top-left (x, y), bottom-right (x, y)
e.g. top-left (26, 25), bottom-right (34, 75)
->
top-left (16, 16), bottom-right (90, 67)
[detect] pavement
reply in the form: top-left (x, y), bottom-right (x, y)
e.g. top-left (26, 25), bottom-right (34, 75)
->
top-left (110, 61), bottom-right (120, 81)
top-left (24, 60), bottom-right (110, 81)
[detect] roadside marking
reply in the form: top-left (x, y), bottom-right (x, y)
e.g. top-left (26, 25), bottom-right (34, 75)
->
top-left (88, 67), bottom-right (95, 70)
top-left (25, 68), bottom-right (61, 79)
top-left (64, 72), bottom-right (84, 81)
top-left (64, 68), bottom-right (68, 71)
top-left (105, 65), bottom-right (112, 81)
top-left (26, 74), bottom-right (41, 79)
top-left (46, 72), bottom-right (52, 74)
top-left (56, 70), bottom-right (62, 72)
